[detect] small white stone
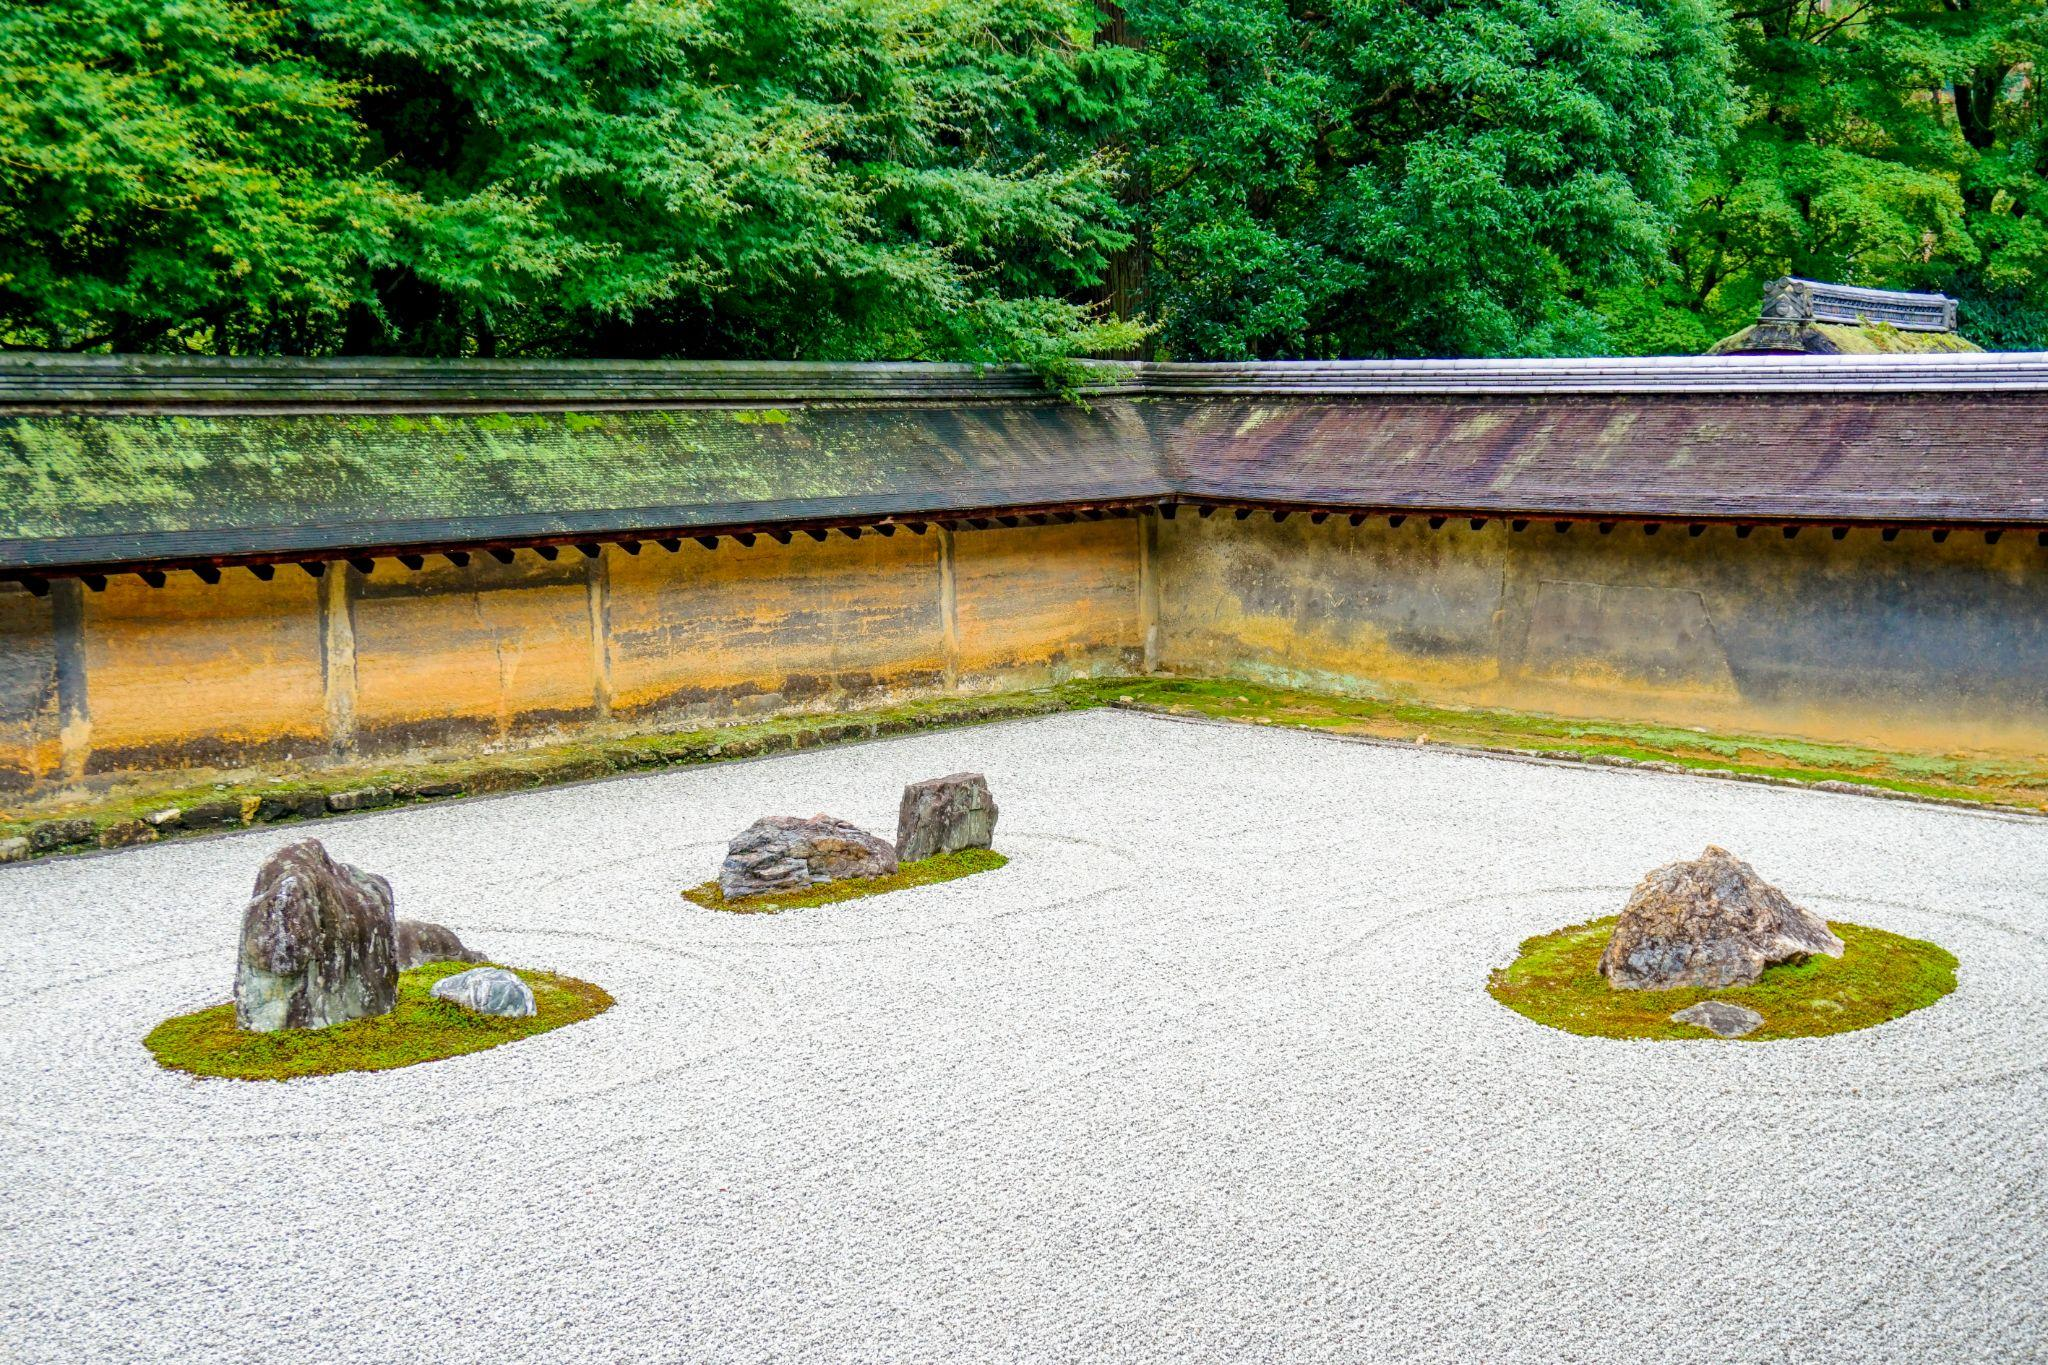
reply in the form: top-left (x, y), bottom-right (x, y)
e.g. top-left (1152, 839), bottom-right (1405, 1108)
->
top-left (429, 966), bottom-right (536, 1018)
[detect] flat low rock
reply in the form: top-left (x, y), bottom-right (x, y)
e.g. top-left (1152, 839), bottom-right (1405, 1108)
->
top-left (396, 920), bottom-right (484, 970)
top-left (896, 772), bottom-right (999, 862)
top-left (1672, 1000), bottom-right (1765, 1038)
top-left (234, 839), bottom-right (398, 1032)
top-left (1600, 845), bottom-right (1844, 990)
top-left (430, 967), bottom-right (536, 1018)
top-left (719, 814), bottom-right (898, 899)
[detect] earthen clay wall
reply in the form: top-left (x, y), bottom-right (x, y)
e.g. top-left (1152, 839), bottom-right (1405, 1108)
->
top-left (6, 505), bottom-right (2046, 793)
top-left (0, 519), bottom-right (1144, 791)
top-left (1156, 514), bottom-right (2048, 756)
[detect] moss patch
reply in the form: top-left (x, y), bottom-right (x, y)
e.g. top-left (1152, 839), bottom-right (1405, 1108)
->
top-left (684, 848), bottom-right (1008, 913)
top-left (1099, 678), bottom-right (2048, 812)
top-left (144, 961), bottom-right (612, 1081)
top-left (1487, 916), bottom-right (1957, 1040)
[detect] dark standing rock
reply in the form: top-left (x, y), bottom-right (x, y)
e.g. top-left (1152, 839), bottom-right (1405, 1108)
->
top-left (1600, 846), bottom-right (1844, 991)
top-left (431, 966), bottom-right (536, 1018)
top-left (895, 773), bottom-right (999, 862)
top-left (234, 839), bottom-right (398, 1032)
top-left (1672, 1000), bottom-right (1765, 1038)
top-left (396, 919), bottom-right (485, 970)
top-left (719, 815), bottom-right (898, 899)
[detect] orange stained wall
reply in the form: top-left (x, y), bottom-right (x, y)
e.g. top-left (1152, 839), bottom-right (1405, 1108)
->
top-left (80, 570), bottom-right (327, 774)
top-left (0, 518), bottom-right (1148, 792)
top-left (605, 530), bottom-right (946, 722)
top-left (951, 518), bottom-right (1145, 683)
top-left (349, 551), bottom-right (600, 748)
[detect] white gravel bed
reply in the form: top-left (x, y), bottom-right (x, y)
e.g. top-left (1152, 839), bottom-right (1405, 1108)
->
top-left (2, 709), bottom-right (2044, 1362)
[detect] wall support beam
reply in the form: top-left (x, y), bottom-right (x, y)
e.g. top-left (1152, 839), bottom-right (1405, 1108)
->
top-left (1139, 509), bottom-right (1162, 673)
top-left (50, 578), bottom-right (89, 782)
top-left (319, 563), bottom-right (358, 756)
top-left (587, 547), bottom-right (613, 719)
top-left (937, 525), bottom-right (961, 690)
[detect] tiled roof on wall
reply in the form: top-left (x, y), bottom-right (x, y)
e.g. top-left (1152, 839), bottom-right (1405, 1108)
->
top-left (4, 354), bottom-right (2048, 576)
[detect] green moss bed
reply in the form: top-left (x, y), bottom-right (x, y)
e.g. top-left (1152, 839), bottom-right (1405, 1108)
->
top-left (684, 848), bottom-right (1008, 913)
top-left (1488, 917), bottom-right (1957, 1041)
top-left (145, 960), bottom-right (613, 1081)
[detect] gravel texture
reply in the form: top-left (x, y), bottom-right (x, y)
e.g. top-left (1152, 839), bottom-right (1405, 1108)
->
top-left (2, 710), bottom-right (2044, 1363)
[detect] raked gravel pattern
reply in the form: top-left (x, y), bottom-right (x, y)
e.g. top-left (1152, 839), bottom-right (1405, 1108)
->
top-left (2, 710), bottom-right (2044, 1363)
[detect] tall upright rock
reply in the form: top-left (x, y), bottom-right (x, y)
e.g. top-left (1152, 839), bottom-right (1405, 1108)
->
top-left (1600, 846), bottom-right (1843, 990)
top-left (235, 839), bottom-right (399, 1031)
top-left (896, 773), bottom-right (999, 862)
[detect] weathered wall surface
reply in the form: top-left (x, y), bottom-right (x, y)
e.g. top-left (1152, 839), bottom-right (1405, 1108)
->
top-left (0, 520), bottom-right (1143, 793)
top-left (81, 572), bottom-right (327, 775)
top-left (1157, 514), bottom-right (2048, 755)
top-left (9, 505), bottom-right (2047, 792)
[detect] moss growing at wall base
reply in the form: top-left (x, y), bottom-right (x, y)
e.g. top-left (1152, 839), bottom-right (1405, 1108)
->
top-left (1105, 678), bottom-right (2048, 812)
top-left (7, 676), bottom-right (2044, 867)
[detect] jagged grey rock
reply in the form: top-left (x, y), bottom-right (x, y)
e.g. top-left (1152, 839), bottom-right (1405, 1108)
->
top-left (430, 966), bottom-right (535, 1018)
top-left (396, 919), bottom-right (484, 970)
top-left (234, 839), bottom-right (398, 1032)
top-left (896, 772), bottom-right (999, 862)
top-left (1600, 845), bottom-right (1844, 990)
top-left (719, 814), bottom-right (898, 899)
top-left (1672, 1000), bottom-right (1765, 1038)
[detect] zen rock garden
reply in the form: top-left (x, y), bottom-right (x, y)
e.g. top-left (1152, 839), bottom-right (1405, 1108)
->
top-left (145, 772), bottom-right (1003, 1079)
top-left (143, 836), bottom-right (611, 1081)
top-left (235, 837), bottom-right (529, 1031)
top-left (1490, 844), bottom-right (1955, 1042)
top-left (695, 771), bottom-right (1003, 910)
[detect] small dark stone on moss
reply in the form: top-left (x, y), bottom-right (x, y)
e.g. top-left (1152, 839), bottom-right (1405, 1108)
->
top-left (29, 818), bottom-right (96, 851)
top-left (182, 799), bottom-right (244, 830)
top-left (98, 819), bottom-right (157, 849)
top-left (256, 792), bottom-right (326, 823)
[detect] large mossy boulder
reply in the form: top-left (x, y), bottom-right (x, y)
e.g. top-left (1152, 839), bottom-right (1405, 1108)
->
top-left (1599, 845), bottom-right (1844, 990)
top-left (896, 772), bottom-right (999, 862)
top-left (719, 815), bottom-right (898, 900)
top-left (234, 839), bottom-right (399, 1032)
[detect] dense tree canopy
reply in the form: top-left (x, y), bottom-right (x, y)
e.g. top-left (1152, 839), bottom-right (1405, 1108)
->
top-left (1124, 0), bottom-right (1732, 358)
top-left (0, 0), bottom-right (2042, 361)
top-left (0, 0), bottom-right (1145, 364)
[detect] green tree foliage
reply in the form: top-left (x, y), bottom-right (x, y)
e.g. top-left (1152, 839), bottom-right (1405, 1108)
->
top-left (1121, 0), bottom-right (1733, 359)
top-left (2, 0), bottom-right (2043, 361)
top-left (0, 0), bottom-right (401, 352)
top-left (1612, 0), bottom-right (2048, 351)
top-left (0, 0), bottom-right (1144, 364)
